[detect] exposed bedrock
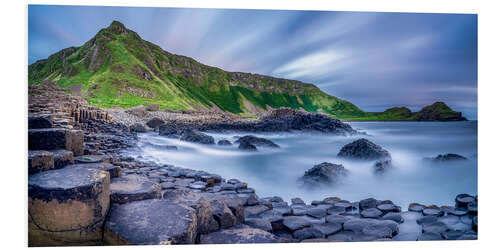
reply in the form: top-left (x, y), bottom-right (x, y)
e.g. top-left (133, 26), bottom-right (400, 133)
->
top-left (28, 167), bottom-right (110, 246)
top-left (28, 128), bottom-right (84, 156)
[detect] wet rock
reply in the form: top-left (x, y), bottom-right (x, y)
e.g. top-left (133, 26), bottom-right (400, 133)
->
top-left (75, 154), bottom-right (112, 164)
top-left (28, 167), bottom-right (110, 246)
top-left (199, 225), bottom-right (281, 244)
top-left (300, 162), bottom-right (349, 186)
top-left (382, 212), bottom-right (404, 223)
top-left (312, 222), bottom-right (342, 236)
top-left (377, 203), bottom-right (399, 213)
top-left (337, 138), bottom-right (391, 160)
top-left (245, 204), bottom-right (271, 218)
top-left (109, 175), bottom-right (161, 204)
top-left (180, 129), bottom-right (215, 144)
top-left (425, 153), bottom-right (468, 162)
top-left (48, 149), bottom-right (74, 169)
top-left (290, 198), bottom-right (305, 205)
top-left (344, 219), bottom-right (398, 236)
top-left (158, 123), bottom-right (183, 138)
top-left (146, 117), bottom-right (164, 129)
top-left (422, 221), bottom-right (449, 234)
top-left (472, 216), bottom-right (478, 232)
top-left (235, 135), bottom-right (280, 148)
top-left (417, 216), bottom-right (438, 225)
top-left (326, 214), bottom-right (349, 225)
top-left (217, 139), bottom-right (232, 146)
top-left (441, 230), bottom-right (465, 240)
top-left (104, 199), bottom-right (197, 245)
top-left (291, 205), bottom-right (308, 216)
top-left (238, 141), bottom-right (257, 151)
top-left (373, 159), bottom-right (393, 174)
top-left (467, 201), bottom-right (478, 215)
top-left (408, 203), bottom-right (426, 212)
top-left (359, 198), bottom-right (378, 210)
top-left (455, 193), bottom-right (475, 209)
top-left (161, 182), bottom-right (176, 190)
top-left (362, 224), bottom-right (393, 238)
top-left (327, 206), bottom-right (346, 215)
top-left (423, 208), bottom-right (444, 217)
top-left (188, 181), bottom-right (207, 190)
top-left (245, 218), bottom-right (273, 232)
top-left (417, 232), bottom-right (443, 241)
top-left (29, 114), bottom-right (53, 129)
top-left (457, 234), bottom-right (477, 240)
top-left (282, 216), bottom-right (312, 232)
top-left (272, 202), bottom-right (292, 215)
top-left (306, 207), bottom-right (327, 218)
top-left (66, 163), bottom-right (121, 178)
top-left (28, 150), bottom-right (54, 174)
top-left (361, 208), bottom-right (383, 218)
top-left (292, 227), bottom-right (324, 241)
top-left (129, 123), bottom-right (147, 133)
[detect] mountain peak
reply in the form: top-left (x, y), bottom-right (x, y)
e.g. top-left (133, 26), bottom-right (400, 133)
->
top-left (105, 20), bottom-right (128, 34)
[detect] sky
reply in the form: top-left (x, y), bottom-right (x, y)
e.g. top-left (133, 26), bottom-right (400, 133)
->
top-left (28, 5), bottom-right (478, 119)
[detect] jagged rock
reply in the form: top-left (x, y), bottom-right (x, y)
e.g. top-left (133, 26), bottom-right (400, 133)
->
top-left (109, 175), bottom-right (161, 204)
top-left (28, 167), bottom-right (110, 246)
top-left (125, 105), bottom-right (147, 118)
top-left (282, 216), bottom-right (312, 232)
top-left (217, 139), bottom-right (232, 146)
top-left (103, 199), bottom-right (198, 245)
top-left (130, 123), bottom-right (147, 133)
top-left (48, 149), bottom-right (74, 169)
top-left (146, 117), bottom-right (164, 129)
top-left (29, 114), bottom-right (53, 129)
top-left (238, 141), bottom-right (257, 151)
top-left (180, 129), bottom-right (215, 144)
top-left (158, 123), bottom-right (184, 138)
top-left (208, 199), bottom-right (237, 229)
top-left (425, 153), bottom-right (468, 162)
top-left (28, 150), bottom-right (54, 174)
top-left (300, 162), bottom-right (349, 185)
top-left (199, 225), bottom-right (281, 244)
top-left (245, 218), bottom-right (273, 232)
top-left (235, 135), bottom-right (280, 148)
top-left (66, 163), bottom-right (122, 178)
top-left (337, 138), bottom-right (391, 160)
top-left (146, 103), bottom-right (159, 111)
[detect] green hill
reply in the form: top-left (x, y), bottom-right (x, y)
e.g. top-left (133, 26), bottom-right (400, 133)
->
top-left (28, 21), bottom-right (365, 119)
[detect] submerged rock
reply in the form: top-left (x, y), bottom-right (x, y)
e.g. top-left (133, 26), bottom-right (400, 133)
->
top-left (180, 129), bottom-right (215, 144)
top-left (238, 141), bottom-right (257, 151)
top-left (235, 135), bottom-right (280, 148)
top-left (217, 139), bottom-right (232, 146)
top-left (337, 138), bottom-right (391, 160)
top-left (300, 162), bottom-right (349, 186)
top-left (373, 159), bottom-right (393, 174)
top-left (424, 153), bottom-right (468, 162)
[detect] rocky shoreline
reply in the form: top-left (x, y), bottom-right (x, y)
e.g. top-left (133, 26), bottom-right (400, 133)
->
top-left (27, 83), bottom-right (478, 246)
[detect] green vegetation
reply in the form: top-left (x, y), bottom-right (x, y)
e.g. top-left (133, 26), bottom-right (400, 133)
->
top-left (28, 21), bottom-right (465, 121)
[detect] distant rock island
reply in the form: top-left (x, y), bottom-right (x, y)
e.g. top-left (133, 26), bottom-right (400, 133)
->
top-left (28, 21), bottom-right (467, 121)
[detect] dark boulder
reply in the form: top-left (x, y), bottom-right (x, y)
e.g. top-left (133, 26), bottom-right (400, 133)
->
top-left (373, 159), bottom-right (393, 174)
top-left (337, 138), bottom-right (391, 160)
top-left (129, 123), bottom-right (147, 133)
top-left (217, 139), bottom-right (232, 146)
top-left (238, 141), bottom-right (257, 151)
top-left (180, 129), bottom-right (215, 144)
top-left (235, 135), bottom-right (280, 148)
top-left (292, 227), bottom-right (324, 241)
top-left (28, 114), bottom-right (53, 129)
top-left (146, 117), bottom-right (165, 129)
top-left (158, 123), bottom-right (184, 138)
top-left (282, 216), bottom-right (312, 232)
top-left (103, 199), bottom-right (198, 245)
top-left (300, 162), bottom-right (349, 186)
top-left (425, 153), bottom-right (468, 162)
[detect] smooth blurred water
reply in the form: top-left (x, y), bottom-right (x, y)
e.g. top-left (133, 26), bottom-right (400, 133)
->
top-left (124, 121), bottom-right (477, 209)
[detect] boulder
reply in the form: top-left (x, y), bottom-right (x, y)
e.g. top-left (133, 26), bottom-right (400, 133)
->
top-left (217, 139), bottom-right (232, 146)
top-left (146, 117), bottom-right (165, 129)
top-left (199, 225), bottom-right (281, 244)
top-left (180, 129), bottom-right (215, 144)
top-left (208, 199), bottom-right (237, 229)
top-left (359, 198), bottom-right (378, 210)
top-left (65, 163), bottom-right (122, 178)
top-left (28, 150), bottom-right (54, 174)
top-left (235, 135), bottom-right (280, 148)
top-left (291, 197), bottom-right (305, 205)
top-left (417, 232), bottom-right (443, 241)
top-left (109, 175), bottom-right (161, 204)
top-left (129, 123), bottom-right (147, 133)
top-left (104, 199), bottom-right (198, 245)
top-left (28, 113), bottom-right (53, 129)
top-left (125, 105), bottom-right (147, 118)
top-left (300, 162), bottom-right (349, 186)
top-left (146, 103), bottom-right (159, 111)
top-left (158, 123), bottom-right (184, 138)
top-left (382, 212), bottom-right (404, 223)
top-left (245, 204), bottom-right (271, 218)
top-left (238, 141), bottom-right (257, 151)
top-left (48, 149), bottom-right (74, 169)
top-left (28, 167), bottom-right (110, 246)
top-left (337, 138), bottom-right (391, 160)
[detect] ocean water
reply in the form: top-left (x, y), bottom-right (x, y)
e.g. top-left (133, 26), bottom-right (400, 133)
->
top-left (124, 121), bottom-right (477, 209)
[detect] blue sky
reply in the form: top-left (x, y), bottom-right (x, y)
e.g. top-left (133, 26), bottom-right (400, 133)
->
top-left (28, 5), bottom-right (477, 119)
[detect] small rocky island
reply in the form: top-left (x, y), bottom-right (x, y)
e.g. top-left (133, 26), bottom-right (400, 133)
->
top-left (27, 82), bottom-right (477, 246)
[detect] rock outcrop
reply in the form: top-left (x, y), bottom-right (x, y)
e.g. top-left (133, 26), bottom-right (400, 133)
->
top-left (300, 162), bottom-right (349, 186)
top-left (424, 153), bottom-right (468, 162)
top-left (337, 138), bottom-right (391, 160)
top-left (235, 135), bottom-right (280, 148)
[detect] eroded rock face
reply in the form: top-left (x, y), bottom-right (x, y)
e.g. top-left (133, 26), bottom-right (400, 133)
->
top-left (337, 138), bottom-right (391, 160)
top-left (300, 162), bottom-right (349, 186)
top-left (28, 167), bottom-right (110, 246)
top-left (104, 199), bottom-right (198, 245)
top-left (180, 129), bottom-right (215, 144)
top-left (199, 225), bottom-right (281, 244)
top-left (235, 135), bottom-right (279, 148)
top-left (28, 150), bottom-right (54, 174)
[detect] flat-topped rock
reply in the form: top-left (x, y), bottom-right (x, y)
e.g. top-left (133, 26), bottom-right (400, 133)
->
top-left (28, 150), bottom-right (54, 174)
top-left (200, 225), bottom-right (282, 244)
top-left (292, 227), bottom-right (323, 241)
top-left (361, 208), bottom-right (383, 218)
top-left (29, 113), bottom-right (53, 129)
top-left (65, 163), bottom-right (121, 178)
top-left (29, 129), bottom-right (83, 156)
top-left (245, 218), bottom-right (273, 232)
top-left (74, 154), bottom-right (112, 164)
top-left (48, 149), bottom-right (74, 169)
top-left (28, 167), bottom-right (110, 246)
top-left (455, 194), bottom-right (476, 208)
top-left (282, 216), bottom-right (312, 232)
top-left (235, 135), bottom-right (280, 148)
top-left (408, 203), bottom-right (426, 212)
top-left (337, 138), bottom-right (391, 160)
top-left (312, 222), bottom-right (342, 236)
top-left (104, 199), bottom-right (198, 245)
top-left (245, 204), bottom-right (271, 218)
top-left (110, 175), bottom-right (161, 204)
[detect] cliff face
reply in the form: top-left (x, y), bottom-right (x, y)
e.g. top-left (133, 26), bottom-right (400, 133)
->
top-left (28, 21), bottom-right (364, 119)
